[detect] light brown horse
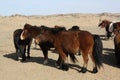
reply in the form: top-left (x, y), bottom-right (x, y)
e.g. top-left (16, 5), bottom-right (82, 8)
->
top-left (114, 30), bottom-right (120, 66)
top-left (35, 29), bottom-right (103, 73)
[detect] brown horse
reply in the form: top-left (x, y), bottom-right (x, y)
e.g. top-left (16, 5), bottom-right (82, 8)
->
top-left (20, 23), bottom-right (66, 64)
top-left (114, 30), bottom-right (120, 66)
top-left (98, 19), bottom-right (120, 39)
top-left (35, 29), bottom-right (103, 73)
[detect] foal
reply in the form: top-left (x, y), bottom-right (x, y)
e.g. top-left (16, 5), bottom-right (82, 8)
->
top-left (13, 29), bottom-right (32, 61)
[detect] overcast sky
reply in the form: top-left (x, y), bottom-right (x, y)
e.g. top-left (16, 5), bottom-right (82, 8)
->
top-left (0, 0), bottom-right (120, 16)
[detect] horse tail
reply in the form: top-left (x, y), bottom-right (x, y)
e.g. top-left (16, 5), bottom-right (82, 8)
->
top-left (69, 54), bottom-right (78, 63)
top-left (93, 35), bottom-right (103, 68)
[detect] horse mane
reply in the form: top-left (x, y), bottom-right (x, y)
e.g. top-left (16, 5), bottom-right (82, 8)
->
top-left (24, 23), bottom-right (40, 31)
top-left (40, 25), bottom-right (66, 34)
top-left (68, 26), bottom-right (80, 30)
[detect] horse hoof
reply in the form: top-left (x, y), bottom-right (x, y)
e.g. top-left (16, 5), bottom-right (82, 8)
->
top-left (61, 64), bottom-right (69, 71)
top-left (80, 67), bottom-right (87, 73)
top-left (55, 62), bottom-right (61, 69)
top-left (27, 56), bottom-right (30, 59)
top-left (15, 57), bottom-right (19, 61)
top-left (92, 67), bottom-right (98, 73)
top-left (21, 59), bottom-right (26, 62)
top-left (43, 60), bottom-right (48, 65)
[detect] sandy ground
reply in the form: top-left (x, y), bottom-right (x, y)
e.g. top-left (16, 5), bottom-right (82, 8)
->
top-left (0, 13), bottom-right (120, 80)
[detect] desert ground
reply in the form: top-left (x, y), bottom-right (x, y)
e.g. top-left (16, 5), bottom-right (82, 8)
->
top-left (0, 13), bottom-right (120, 80)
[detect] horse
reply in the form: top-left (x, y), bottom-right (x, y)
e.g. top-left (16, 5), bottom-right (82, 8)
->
top-left (114, 31), bottom-right (120, 66)
top-left (20, 23), bottom-right (66, 64)
top-left (98, 19), bottom-right (120, 39)
top-left (13, 29), bottom-right (32, 61)
top-left (35, 29), bottom-right (103, 73)
top-left (98, 20), bottom-right (113, 39)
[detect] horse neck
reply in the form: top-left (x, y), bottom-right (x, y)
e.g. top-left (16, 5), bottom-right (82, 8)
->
top-left (30, 28), bottom-right (41, 39)
top-left (47, 33), bottom-right (56, 43)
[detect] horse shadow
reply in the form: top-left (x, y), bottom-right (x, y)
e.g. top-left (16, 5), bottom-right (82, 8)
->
top-left (3, 52), bottom-right (83, 71)
top-left (3, 52), bottom-right (57, 68)
top-left (102, 48), bottom-right (120, 68)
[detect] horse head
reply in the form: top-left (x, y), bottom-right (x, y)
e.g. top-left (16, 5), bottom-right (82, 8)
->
top-left (98, 19), bottom-right (111, 28)
top-left (20, 23), bottom-right (38, 40)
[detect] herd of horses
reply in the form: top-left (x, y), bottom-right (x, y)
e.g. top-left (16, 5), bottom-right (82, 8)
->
top-left (13, 19), bottom-right (120, 74)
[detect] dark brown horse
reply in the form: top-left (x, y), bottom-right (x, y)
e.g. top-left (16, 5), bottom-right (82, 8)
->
top-left (13, 29), bottom-right (32, 61)
top-left (20, 23), bottom-right (66, 64)
top-left (35, 29), bottom-right (103, 73)
top-left (114, 30), bottom-right (120, 66)
top-left (98, 19), bottom-right (120, 39)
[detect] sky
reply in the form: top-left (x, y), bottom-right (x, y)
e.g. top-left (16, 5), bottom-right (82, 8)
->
top-left (0, 0), bottom-right (120, 16)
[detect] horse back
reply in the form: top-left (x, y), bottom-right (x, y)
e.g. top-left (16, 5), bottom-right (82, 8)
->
top-left (54, 31), bottom-right (80, 53)
top-left (13, 29), bottom-right (23, 37)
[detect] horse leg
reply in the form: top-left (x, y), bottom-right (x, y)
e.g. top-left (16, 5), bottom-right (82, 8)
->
top-left (39, 44), bottom-right (48, 64)
top-left (42, 49), bottom-right (48, 64)
top-left (61, 52), bottom-right (69, 71)
top-left (20, 45), bottom-right (26, 62)
top-left (14, 40), bottom-right (19, 60)
top-left (15, 49), bottom-right (19, 60)
top-left (80, 52), bottom-right (89, 73)
top-left (90, 53), bottom-right (98, 73)
top-left (27, 45), bottom-right (30, 59)
top-left (55, 55), bottom-right (62, 68)
top-left (58, 50), bottom-right (69, 71)
top-left (105, 31), bottom-right (108, 39)
top-left (15, 45), bottom-right (19, 60)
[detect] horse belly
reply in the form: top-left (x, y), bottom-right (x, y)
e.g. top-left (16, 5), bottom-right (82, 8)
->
top-left (62, 40), bottom-right (79, 54)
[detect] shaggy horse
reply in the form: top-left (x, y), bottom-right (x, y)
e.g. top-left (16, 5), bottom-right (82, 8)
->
top-left (114, 32), bottom-right (120, 66)
top-left (20, 24), bottom-right (66, 64)
top-left (13, 29), bottom-right (32, 61)
top-left (35, 29), bottom-right (103, 73)
top-left (98, 19), bottom-right (120, 39)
